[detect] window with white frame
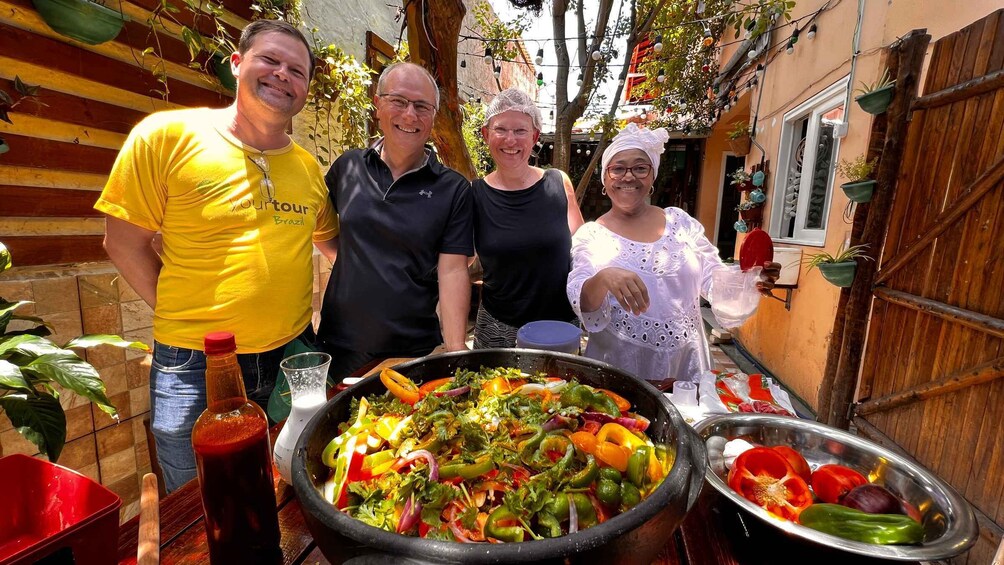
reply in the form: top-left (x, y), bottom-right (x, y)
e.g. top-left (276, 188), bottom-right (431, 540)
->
top-left (769, 77), bottom-right (848, 246)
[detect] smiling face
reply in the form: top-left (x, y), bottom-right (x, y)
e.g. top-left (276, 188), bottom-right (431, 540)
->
top-left (375, 65), bottom-right (439, 155)
top-left (603, 148), bottom-right (654, 213)
top-left (482, 110), bottom-right (539, 171)
top-left (232, 31), bottom-right (312, 119)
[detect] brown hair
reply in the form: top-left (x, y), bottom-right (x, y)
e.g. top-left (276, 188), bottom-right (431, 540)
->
top-left (238, 20), bottom-right (315, 79)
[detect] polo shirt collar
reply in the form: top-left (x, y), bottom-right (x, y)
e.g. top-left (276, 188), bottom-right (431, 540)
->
top-left (366, 138), bottom-right (444, 175)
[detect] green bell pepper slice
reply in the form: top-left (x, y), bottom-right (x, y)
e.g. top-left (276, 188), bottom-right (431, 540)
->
top-left (799, 504), bottom-right (924, 545)
top-left (485, 506), bottom-right (525, 543)
top-left (439, 455), bottom-right (494, 480)
top-left (568, 455), bottom-right (598, 488)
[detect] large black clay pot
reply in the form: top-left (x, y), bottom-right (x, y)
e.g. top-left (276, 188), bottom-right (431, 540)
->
top-left (293, 349), bottom-right (707, 565)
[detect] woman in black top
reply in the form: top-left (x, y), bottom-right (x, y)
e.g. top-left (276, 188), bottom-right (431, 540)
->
top-left (472, 88), bottom-right (585, 348)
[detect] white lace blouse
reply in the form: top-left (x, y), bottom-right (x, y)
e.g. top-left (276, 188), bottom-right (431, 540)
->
top-left (567, 207), bottom-right (727, 383)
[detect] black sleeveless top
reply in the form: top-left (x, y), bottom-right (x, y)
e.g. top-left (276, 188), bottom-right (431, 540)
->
top-left (473, 169), bottom-right (576, 327)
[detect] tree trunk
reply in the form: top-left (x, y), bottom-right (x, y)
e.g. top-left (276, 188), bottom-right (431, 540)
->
top-left (406, 0), bottom-right (476, 180)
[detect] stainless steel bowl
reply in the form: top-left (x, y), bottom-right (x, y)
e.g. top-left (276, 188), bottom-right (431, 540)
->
top-left (693, 414), bottom-right (978, 562)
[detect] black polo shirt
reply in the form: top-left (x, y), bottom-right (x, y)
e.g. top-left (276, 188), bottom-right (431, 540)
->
top-left (317, 144), bottom-right (474, 354)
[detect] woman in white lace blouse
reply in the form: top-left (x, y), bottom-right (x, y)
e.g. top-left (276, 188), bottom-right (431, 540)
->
top-left (567, 124), bottom-right (779, 387)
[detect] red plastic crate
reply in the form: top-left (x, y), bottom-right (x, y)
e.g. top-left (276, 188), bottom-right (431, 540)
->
top-left (0, 454), bottom-right (121, 565)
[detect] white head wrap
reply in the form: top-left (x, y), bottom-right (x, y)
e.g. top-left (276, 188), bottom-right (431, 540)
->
top-left (601, 123), bottom-right (671, 173)
top-left (484, 88), bottom-right (543, 132)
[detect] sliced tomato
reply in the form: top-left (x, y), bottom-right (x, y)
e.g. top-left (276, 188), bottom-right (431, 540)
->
top-left (811, 464), bottom-right (867, 504)
top-left (727, 447), bottom-right (813, 521)
top-left (771, 445), bottom-right (811, 482)
top-left (418, 377), bottom-right (454, 396)
top-left (380, 368), bottom-right (421, 405)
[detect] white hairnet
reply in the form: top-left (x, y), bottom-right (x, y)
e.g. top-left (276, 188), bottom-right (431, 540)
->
top-left (484, 88), bottom-right (542, 132)
top-left (601, 123), bottom-right (671, 173)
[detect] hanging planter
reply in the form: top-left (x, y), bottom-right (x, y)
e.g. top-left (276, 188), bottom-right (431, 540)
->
top-left (818, 261), bottom-right (857, 287)
top-left (736, 179), bottom-right (754, 192)
top-left (841, 180), bottom-right (876, 203)
top-left (854, 69), bottom-right (896, 115)
top-left (739, 205), bottom-right (763, 222)
top-left (32, 0), bottom-right (126, 45)
top-left (728, 134), bottom-right (751, 156)
top-left (212, 54), bottom-right (237, 92)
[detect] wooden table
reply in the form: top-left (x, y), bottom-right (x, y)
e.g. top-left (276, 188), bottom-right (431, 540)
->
top-left (116, 359), bottom-right (914, 565)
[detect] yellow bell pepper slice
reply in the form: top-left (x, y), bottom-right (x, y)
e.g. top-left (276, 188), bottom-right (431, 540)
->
top-left (380, 368), bottom-right (421, 405)
top-left (595, 423), bottom-right (647, 450)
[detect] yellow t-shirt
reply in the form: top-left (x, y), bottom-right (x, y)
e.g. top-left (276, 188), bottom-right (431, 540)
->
top-left (95, 108), bottom-right (339, 353)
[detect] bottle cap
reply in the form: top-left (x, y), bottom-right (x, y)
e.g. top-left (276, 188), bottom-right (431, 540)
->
top-left (204, 331), bottom-right (236, 355)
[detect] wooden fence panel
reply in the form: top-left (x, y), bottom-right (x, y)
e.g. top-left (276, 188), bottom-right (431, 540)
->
top-left (855, 10), bottom-right (1004, 564)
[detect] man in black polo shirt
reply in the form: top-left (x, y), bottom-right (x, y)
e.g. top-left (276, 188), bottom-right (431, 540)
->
top-left (318, 62), bottom-right (474, 379)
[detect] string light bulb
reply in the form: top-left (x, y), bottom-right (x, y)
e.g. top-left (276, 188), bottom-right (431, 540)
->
top-left (536, 72), bottom-right (544, 86)
top-left (756, 63), bottom-right (765, 78)
top-left (585, 149), bottom-right (591, 155)
top-left (576, 147), bottom-right (582, 154)
top-left (786, 40), bottom-right (795, 55)
top-left (653, 35), bottom-right (664, 53)
top-left (790, 26), bottom-right (801, 45)
top-left (494, 65), bottom-right (501, 78)
top-left (702, 28), bottom-right (714, 48)
top-left (535, 48), bottom-right (544, 65)
top-left (460, 59), bottom-right (466, 68)
top-left (576, 73), bottom-right (583, 87)
top-left (591, 50), bottom-right (602, 61)
top-left (483, 47), bottom-right (492, 63)
top-left (657, 68), bottom-right (666, 83)
top-left (747, 49), bottom-right (757, 59)
top-left (807, 24), bottom-right (817, 40)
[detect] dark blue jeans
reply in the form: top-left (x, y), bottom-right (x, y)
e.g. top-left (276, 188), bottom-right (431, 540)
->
top-left (149, 339), bottom-right (288, 493)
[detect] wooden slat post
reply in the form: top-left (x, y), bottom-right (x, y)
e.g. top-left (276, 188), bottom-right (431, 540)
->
top-left (820, 29), bottom-right (932, 429)
top-left (405, 0), bottom-right (477, 180)
top-left (856, 355), bottom-right (1004, 415)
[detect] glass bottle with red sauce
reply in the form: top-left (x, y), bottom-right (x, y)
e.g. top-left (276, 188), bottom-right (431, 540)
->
top-left (191, 332), bottom-right (281, 564)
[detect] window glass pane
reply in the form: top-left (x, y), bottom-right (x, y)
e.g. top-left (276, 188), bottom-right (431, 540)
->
top-left (802, 104), bottom-right (844, 230)
top-left (780, 118), bottom-right (808, 238)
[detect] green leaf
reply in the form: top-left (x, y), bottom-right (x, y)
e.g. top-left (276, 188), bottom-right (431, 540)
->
top-left (64, 334), bottom-right (150, 352)
top-left (0, 393), bottom-right (66, 461)
top-left (0, 89), bottom-right (13, 106)
top-left (13, 76), bottom-right (39, 97)
top-left (21, 353), bottom-right (117, 417)
top-left (0, 360), bottom-right (32, 392)
top-left (0, 334), bottom-right (62, 358)
top-left (0, 106), bottom-right (11, 125)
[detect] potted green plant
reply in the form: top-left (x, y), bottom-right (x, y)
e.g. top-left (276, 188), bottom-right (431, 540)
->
top-left (730, 168), bottom-right (754, 192)
top-left (727, 121), bottom-right (752, 156)
top-left (836, 155), bottom-right (878, 203)
top-left (0, 243), bottom-right (149, 462)
top-left (31, 0), bottom-right (126, 45)
top-left (737, 200), bottom-right (763, 222)
top-left (855, 69), bottom-right (895, 115)
top-left (804, 243), bottom-right (873, 288)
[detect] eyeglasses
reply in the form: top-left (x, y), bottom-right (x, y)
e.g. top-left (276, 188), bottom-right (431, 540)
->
top-left (247, 154), bottom-right (275, 203)
top-left (378, 93), bottom-right (437, 117)
top-left (606, 164), bottom-right (653, 179)
top-left (489, 126), bottom-right (533, 139)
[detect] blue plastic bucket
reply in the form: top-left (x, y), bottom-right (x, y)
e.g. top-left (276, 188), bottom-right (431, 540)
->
top-left (515, 320), bottom-right (582, 354)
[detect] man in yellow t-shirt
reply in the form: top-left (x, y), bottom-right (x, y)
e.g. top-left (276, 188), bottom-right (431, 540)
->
top-left (95, 20), bottom-right (338, 492)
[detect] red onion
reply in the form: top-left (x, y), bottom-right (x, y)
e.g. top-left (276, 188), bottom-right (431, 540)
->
top-left (397, 495), bottom-right (422, 534)
top-left (567, 493), bottom-right (579, 534)
top-left (841, 484), bottom-right (907, 515)
top-left (394, 449), bottom-right (439, 482)
top-left (434, 385), bottom-right (471, 397)
top-left (581, 411), bottom-right (615, 424)
top-left (615, 416), bottom-right (648, 432)
top-left (542, 414), bottom-right (576, 431)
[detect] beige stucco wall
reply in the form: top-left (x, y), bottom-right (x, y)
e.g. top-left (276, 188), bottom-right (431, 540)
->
top-left (696, 0), bottom-right (1002, 408)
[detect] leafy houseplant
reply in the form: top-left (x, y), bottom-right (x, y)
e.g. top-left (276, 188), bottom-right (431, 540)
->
top-left (31, 0), bottom-right (126, 45)
top-left (737, 200), bottom-right (763, 222)
top-left (727, 121), bottom-right (752, 156)
top-left (804, 243), bottom-right (873, 287)
top-left (855, 69), bottom-right (896, 115)
top-left (730, 168), bottom-right (753, 191)
top-left (836, 156), bottom-right (878, 203)
top-left (0, 243), bottom-right (149, 461)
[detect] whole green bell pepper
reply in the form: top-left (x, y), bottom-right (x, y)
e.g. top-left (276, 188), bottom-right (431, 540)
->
top-left (798, 504), bottom-right (924, 545)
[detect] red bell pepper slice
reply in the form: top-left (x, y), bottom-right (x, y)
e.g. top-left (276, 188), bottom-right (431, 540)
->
top-left (728, 447), bottom-right (813, 521)
top-left (811, 464), bottom-right (868, 504)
